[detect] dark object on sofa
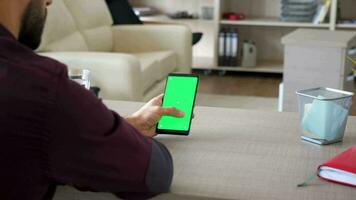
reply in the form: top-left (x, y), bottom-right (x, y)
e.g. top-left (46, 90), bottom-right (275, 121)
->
top-left (105, 0), bottom-right (202, 45)
top-left (192, 32), bottom-right (203, 45)
top-left (90, 86), bottom-right (101, 97)
top-left (105, 0), bottom-right (143, 25)
top-left (169, 11), bottom-right (195, 19)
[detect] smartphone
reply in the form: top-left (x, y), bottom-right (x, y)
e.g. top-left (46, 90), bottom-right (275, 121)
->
top-left (156, 73), bottom-right (199, 135)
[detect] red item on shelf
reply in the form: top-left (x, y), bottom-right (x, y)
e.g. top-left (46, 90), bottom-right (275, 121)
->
top-left (222, 12), bottom-right (245, 20)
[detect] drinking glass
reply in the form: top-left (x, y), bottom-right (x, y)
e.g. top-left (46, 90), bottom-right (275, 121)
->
top-left (68, 69), bottom-right (91, 90)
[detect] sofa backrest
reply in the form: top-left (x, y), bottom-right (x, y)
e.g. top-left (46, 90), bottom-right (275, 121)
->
top-left (37, 0), bottom-right (114, 52)
top-left (37, 0), bottom-right (89, 52)
top-left (63, 0), bottom-right (114, 52)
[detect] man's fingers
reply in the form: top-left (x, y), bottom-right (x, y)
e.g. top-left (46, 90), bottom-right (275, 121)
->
top-left (150, 94), bottom-right (164, 105)
top-left (161, 107), bottom-right (184, 117)
top-left (155, 94), bottom-right (164, 101)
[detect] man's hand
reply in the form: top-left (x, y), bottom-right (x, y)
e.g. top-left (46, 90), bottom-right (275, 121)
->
top-left (125, 94), bottom-right (184, 137)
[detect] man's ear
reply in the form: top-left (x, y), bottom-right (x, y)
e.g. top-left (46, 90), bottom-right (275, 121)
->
top-left (45, 0), bottom-right (53, 7)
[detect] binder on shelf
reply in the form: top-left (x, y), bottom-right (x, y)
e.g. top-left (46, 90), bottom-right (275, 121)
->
top-left (230, 29), bottom-right (239, 66)
top-left (225, 29), bottom-right (232, 66)
top-left (218, 28), bottom-right (226, 66)
top-left (218, 28), bottom-right (239, 67)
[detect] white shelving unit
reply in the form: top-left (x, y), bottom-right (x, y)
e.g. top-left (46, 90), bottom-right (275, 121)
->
top-left (337, 24), bottom-right (356, 29)
top-left (220, 18), bottom-right (330, 28)
top-left (131, 0), bottom-right (356, 74)
top-left (206, 60), bottom-right (283, 73)
top-left (212, 0), bottom-right (330, 74)
top-left (219, 61), bottom-right (284, 73)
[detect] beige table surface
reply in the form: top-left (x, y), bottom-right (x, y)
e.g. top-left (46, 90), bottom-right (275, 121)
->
top-left (55, 100), bottom-right (356, 200)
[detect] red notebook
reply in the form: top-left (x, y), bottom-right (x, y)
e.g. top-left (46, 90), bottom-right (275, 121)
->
top-left (318, 145), bottom-right (356, 187)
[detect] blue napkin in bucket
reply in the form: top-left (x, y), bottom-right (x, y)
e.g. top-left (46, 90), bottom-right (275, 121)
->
top-left (302, 96), bottom-right (348, 141)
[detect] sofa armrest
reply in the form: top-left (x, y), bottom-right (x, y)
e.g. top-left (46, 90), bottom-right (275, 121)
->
top-left (39, 52), bottom-right (143, 101)
top-left (112, 25), bottom-right (192, 73)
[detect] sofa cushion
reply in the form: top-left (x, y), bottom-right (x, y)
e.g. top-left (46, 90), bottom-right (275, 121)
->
top-left (63, 0), bottom-right (114, 52)
top-left (142, 78), bottom-right (166, 102)
top-left (136, 55), bottom-right (160, 93)
top-left (37, 0), bottom-right (89, 52)
top-left (134, 51), bottom-right (177, 92)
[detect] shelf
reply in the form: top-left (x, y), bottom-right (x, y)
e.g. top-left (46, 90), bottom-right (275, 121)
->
top-left (140, 15), bottom-right (214, 24)
top-left (194, 61), bottom-right (283, 74)
top-left (220, 17), bottom-right (330, 28)
top-left (336, 24), bottom-right (356, 29)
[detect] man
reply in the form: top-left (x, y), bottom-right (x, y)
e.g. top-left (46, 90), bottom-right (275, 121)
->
top-left (0, 0), bottom-right (184, 199)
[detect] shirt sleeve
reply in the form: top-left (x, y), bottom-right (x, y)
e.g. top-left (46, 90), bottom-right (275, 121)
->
top-left (47, 69), bottom-right (172, 198)
top-left (145, 139), bottom-right (174, 194)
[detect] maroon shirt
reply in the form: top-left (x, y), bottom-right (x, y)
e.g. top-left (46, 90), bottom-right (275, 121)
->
top-left (0, 25), bottom-right (172, 200)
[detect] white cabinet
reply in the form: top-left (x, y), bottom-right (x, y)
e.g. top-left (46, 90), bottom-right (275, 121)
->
top-left (281, 29), bottom-right (356, 111)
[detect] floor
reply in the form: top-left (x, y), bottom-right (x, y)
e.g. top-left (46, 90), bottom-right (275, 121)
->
top-left (195, 70), bottom-right (356, 116)
top-left (198, 72), bottom-right (282, 97)
top-left (195, 93), bottom-right (278, 111)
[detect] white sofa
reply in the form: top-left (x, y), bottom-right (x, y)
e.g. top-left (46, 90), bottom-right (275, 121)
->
top-left (37, 0), bottom-right (192, 101)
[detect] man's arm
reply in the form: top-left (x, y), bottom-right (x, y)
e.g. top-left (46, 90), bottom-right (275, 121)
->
top-left (48, 69), bottom-right (173, 198)
top-left (146, 140), bottom-right (174, 194)
top-left (117, 139), bottom-right (174, 199)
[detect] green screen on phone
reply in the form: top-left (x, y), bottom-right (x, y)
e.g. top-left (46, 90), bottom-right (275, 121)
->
top-left (158, 75), bottom-right (199, 133)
